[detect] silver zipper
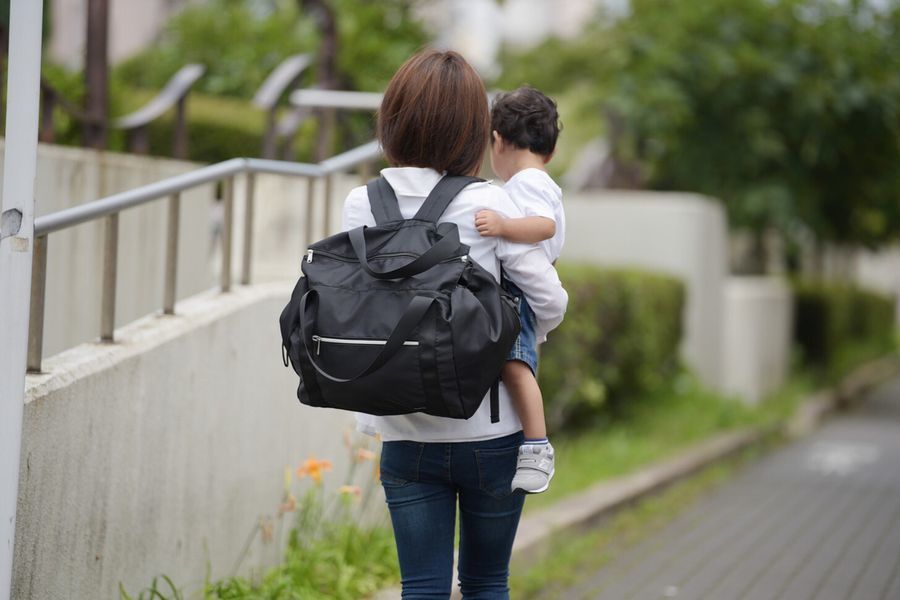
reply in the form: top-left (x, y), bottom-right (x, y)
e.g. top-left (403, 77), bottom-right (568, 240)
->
top-left (306, 249), bottom-right (467, 265)
top-left (312, 335), bottom-right (420, 355)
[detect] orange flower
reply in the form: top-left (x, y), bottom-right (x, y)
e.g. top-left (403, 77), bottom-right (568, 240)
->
top-left (338, 485), bottom-right (362, 498)
top-left (355, 448), bottom-right (376, 462)
top-left (296, 457), bottom-right (333, 484)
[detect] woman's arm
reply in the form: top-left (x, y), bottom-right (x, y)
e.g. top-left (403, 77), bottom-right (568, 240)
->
top-left (497, 240), bottom-right (568, 341)
top-left (475, 210), bottom-right (555, 244)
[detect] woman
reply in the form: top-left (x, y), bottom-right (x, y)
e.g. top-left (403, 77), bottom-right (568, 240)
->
top-left (341, 49), bottom-right (568, 599)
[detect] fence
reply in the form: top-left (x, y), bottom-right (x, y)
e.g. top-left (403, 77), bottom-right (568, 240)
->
top-left (26, 140), bottom-right (381, 373)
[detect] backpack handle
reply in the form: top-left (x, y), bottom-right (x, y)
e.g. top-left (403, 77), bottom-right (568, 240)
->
top-left (349, 225), bottom-right (460, 280)
top-left (297, 289), bottom-right (435, 383)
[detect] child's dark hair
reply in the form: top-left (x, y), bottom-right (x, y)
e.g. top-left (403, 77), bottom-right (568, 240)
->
top-left (490, 86), bottom-right (561, 157)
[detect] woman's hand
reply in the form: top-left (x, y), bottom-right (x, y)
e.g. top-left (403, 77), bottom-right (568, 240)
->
top-left (475, 209), bottom-right (507, 238)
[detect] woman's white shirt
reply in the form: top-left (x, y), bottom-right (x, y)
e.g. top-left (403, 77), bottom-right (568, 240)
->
top-left (341, 167), bottom-right (568, 443)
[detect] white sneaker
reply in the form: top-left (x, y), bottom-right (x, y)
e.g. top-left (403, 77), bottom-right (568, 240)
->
top-left (511, 442), bottom-right (555, 494)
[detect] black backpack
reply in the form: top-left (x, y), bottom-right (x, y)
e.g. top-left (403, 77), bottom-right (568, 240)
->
top-left (279, 175), bottom-right (520, 423)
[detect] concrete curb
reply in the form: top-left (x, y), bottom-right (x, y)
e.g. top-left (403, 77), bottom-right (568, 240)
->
top-left (511, 428), bottom-right (766, 566)
top-left (786, 353), bottom-right (900, 437)
top-left (372, 353), bottom-right (900, 600)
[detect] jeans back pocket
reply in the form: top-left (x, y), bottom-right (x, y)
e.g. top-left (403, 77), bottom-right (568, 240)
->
top-left (380, 441), bottom-right (425, 488)
top-left (474, 446), bottom-right (519, 500)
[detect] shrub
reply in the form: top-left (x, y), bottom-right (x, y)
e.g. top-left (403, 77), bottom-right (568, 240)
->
top-left (792, 279), bottom-right (896, 376)
top-left (539, 264), bottom-right (685, 431)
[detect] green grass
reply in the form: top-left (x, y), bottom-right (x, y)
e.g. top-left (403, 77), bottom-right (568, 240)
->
top-left (205, 522), bottom-right (399, 600)
top-left (524, 371), bottom-right (808, 511)
top-left (510, 444), bottom-right (774, 598)
top-left (826, 338), bottom-right (899, 384)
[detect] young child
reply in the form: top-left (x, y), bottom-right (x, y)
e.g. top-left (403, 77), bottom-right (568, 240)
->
top-left (475, 86), bottom-right (564, 494)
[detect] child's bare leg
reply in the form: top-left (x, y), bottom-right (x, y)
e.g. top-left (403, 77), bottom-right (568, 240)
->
top-left (506, 360), bottom-right (555, 494)
top-left (503, 360), bottom-right (547, 439)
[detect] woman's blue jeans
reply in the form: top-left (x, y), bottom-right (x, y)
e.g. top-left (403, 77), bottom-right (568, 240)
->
top-left (380, 431), bottom-right (526, 599)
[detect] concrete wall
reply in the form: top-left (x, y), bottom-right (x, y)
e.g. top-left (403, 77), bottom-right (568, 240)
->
top-left (562, 191), bottom-right (729, 389)
top-left (0, 142), bottom-right (216, 359)
top-left (14, 282), bottom-right (374, 599)
top-left (721, 277), bottom-right (794, 404)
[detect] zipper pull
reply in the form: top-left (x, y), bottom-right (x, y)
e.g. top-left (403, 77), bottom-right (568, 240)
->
top-left (306, 249), bottom-right (314, 263)
top-left (312, 335), bottom-right (321, 355)
top-left (460, 255), bottom-right (468, 263)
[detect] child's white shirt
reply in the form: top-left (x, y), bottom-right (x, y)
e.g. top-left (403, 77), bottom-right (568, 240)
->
top-left (502, 168), bottom-right (565, 263)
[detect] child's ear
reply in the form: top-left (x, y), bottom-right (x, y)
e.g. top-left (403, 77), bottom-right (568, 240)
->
top-left (491, 130), bottom-right (501, 146)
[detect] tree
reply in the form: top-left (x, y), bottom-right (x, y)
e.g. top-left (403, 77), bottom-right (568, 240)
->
top-left (501, 0), bottom-right (900, 257)
top-left (83, 0), bottom-right (108, 149)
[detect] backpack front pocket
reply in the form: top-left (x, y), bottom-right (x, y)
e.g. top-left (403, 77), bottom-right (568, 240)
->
top-left (311, 334), bottom-right (428, 415)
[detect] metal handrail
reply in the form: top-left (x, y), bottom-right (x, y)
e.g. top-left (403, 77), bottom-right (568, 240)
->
top-left (253, 54), bottom-right (314, 159)
top-left (26, 139), bottom-right (382, 373)
top-left (34, 141), bottom-right (379, 236)
top-left (253, 55), bottom-right (313, 110)
top-left (112, 64), bottom-right (206, 160)
top-left (113, 65), bottom-right (207, 129)
top-left (289, 89), bottom-right (383, 111)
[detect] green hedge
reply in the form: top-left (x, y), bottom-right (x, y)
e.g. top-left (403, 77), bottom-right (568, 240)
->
top-left (121, 89), bottom-right (306, 164)
top-left (793, 280), bottom-right (896, 375)
top-left (538, 264), bottom-right (685, 431)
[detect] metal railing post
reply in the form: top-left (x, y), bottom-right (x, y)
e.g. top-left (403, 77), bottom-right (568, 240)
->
top-left (100, 214), bottom-right (119, 342)
top-left (26, 235), bottom-right (48, 373)
top-left (173, 96), bottom-right (188, 160)
top-left (305, 176), bottom-right (316, 249)
top-left (323, 173), bottom-right (333, 236)
top-left (241, 173), bottom-right (255, 285)
top-left (163, 193), bottom-right (180, 314)
top-left (129, 126), bottom-right (150, 155)
top-left (221, 177), bottom-right (234, 292)
top-left (360, 160), bottom-right (371, 186)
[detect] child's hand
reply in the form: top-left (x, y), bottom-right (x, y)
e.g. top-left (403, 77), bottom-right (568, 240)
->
top-left (475, 209), bottom-right (506, 238)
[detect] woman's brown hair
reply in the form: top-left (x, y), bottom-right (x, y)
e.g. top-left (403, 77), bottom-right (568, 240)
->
top-left (377, 49), bottom-right (489, 176)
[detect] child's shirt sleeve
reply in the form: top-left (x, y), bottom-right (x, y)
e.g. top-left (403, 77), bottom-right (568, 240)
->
top-left (503, 170), bottom-right (560, 223)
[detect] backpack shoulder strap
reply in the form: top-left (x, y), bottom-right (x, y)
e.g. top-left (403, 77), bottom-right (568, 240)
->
top-left (413, 175), bottom-right (485, 223)
top-left (366, 177), bottom-right (405, 225)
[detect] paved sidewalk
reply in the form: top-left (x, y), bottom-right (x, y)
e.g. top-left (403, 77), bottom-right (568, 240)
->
top-left (562, 376), bottom-right (900, 600)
